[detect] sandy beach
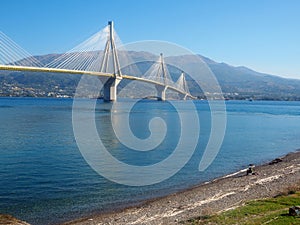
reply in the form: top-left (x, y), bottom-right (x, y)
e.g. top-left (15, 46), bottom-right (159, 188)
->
top-left (62, 150), bottom-right (300, 225)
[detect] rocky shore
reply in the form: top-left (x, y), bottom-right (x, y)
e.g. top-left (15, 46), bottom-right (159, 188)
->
top-left (2, 151), bottom-right (300, 225)
top-left (63, 150), bottom-right (300, 225)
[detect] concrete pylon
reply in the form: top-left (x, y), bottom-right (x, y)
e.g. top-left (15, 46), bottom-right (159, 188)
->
top-left (155, 85), bottom-right (167, 101)
top-left (100, 21), bottom-right (122, 101)
top-left (102, 76), bottom-right (122, 101)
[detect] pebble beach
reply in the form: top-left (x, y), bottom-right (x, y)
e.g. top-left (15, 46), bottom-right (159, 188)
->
top-left (61, 150), bottom-right (300, 225)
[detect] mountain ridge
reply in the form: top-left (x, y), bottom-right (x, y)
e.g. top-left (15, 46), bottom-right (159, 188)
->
top-left (0, 52), bottom-right (300, 100)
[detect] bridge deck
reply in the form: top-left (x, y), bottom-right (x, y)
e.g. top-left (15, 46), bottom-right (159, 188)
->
top-left (0, 65), bottom-right (196, 99)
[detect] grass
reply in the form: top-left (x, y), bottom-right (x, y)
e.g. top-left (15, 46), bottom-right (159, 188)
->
top-left (185, 191), bottom-right (300, 225)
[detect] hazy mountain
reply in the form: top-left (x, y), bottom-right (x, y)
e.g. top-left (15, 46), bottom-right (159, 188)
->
top-left (1, 51), bottom-right (300, 100)
top-left (205, 60), bottom-right (300, 100)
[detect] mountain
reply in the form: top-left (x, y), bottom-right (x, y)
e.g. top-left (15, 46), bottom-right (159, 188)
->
top-left (204, 59), bottom-right (300, 100)
top-left (1, 52), bottom-right (300, 100)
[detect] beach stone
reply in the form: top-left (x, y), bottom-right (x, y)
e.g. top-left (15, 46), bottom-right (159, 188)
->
top-left (289, 206), bottom-right (300, 216)
top-left (269, 158), bottom-right (283, 165)
top-left (0, 214), bottom-right (30, 225)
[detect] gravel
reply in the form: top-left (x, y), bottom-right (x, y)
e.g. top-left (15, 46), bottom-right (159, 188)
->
top-left (63, 150), bottom-right (300, 225)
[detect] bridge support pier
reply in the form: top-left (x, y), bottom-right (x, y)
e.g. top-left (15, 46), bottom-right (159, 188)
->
top-left (101, 77), bottom-right (122, 101)
top-left (178, 93), bottom-right (188, 100)
top-left (155, 85), bottom-right (167, 101)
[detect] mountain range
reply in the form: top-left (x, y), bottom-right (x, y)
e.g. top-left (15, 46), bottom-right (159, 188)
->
top-left (1, 51), bottom-right (300, 100)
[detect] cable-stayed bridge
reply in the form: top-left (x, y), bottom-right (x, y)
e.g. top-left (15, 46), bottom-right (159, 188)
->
top-left (0, 21), bottom-right (195, 101)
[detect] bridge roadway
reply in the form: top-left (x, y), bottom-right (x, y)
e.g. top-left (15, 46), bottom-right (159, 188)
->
top-left (0, 65), bottom-right (196, 99)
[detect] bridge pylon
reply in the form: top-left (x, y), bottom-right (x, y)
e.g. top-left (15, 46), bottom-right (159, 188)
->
top-left (176, 71), bottom-right (190, 100)
top-left (154, 53), bottom-right (169, 101)
top-left (100, 21), bottom-right (122, 101)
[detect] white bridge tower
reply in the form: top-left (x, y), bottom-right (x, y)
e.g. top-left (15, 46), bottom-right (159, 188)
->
top-left (100, 21), bottom-right (122, 101)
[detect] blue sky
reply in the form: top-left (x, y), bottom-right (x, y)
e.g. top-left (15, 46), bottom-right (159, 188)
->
top-left (1, 0), bottom-right (300, 78)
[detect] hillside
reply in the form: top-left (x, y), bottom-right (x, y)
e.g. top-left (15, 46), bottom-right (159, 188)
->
top-left (1, 52), bottom-right (300, 100)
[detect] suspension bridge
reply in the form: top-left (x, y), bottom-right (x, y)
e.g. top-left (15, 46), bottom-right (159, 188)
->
top-left (0, 21), bottom-right (195, 101)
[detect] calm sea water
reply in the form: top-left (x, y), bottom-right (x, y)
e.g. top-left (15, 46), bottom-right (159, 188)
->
top-left (0, 98), bottom-right (300, 224)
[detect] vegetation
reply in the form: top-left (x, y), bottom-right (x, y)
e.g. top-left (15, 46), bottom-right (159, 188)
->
top-left (185, 191), bottom-right (300, 225)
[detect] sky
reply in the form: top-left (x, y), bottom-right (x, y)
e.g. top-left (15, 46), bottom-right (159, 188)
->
top-left (1, 0), bottom-right (300, 79)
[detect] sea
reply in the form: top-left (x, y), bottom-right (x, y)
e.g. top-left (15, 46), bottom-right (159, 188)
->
top-left (0, 97), bottom-right (300, 225)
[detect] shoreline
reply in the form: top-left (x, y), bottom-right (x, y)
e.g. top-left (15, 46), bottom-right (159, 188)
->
top-left (62, 149), bottom-right (300, 225)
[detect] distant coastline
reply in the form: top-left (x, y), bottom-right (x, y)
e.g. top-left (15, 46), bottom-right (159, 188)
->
top-left (1, 95), bottom-right (300, 101)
